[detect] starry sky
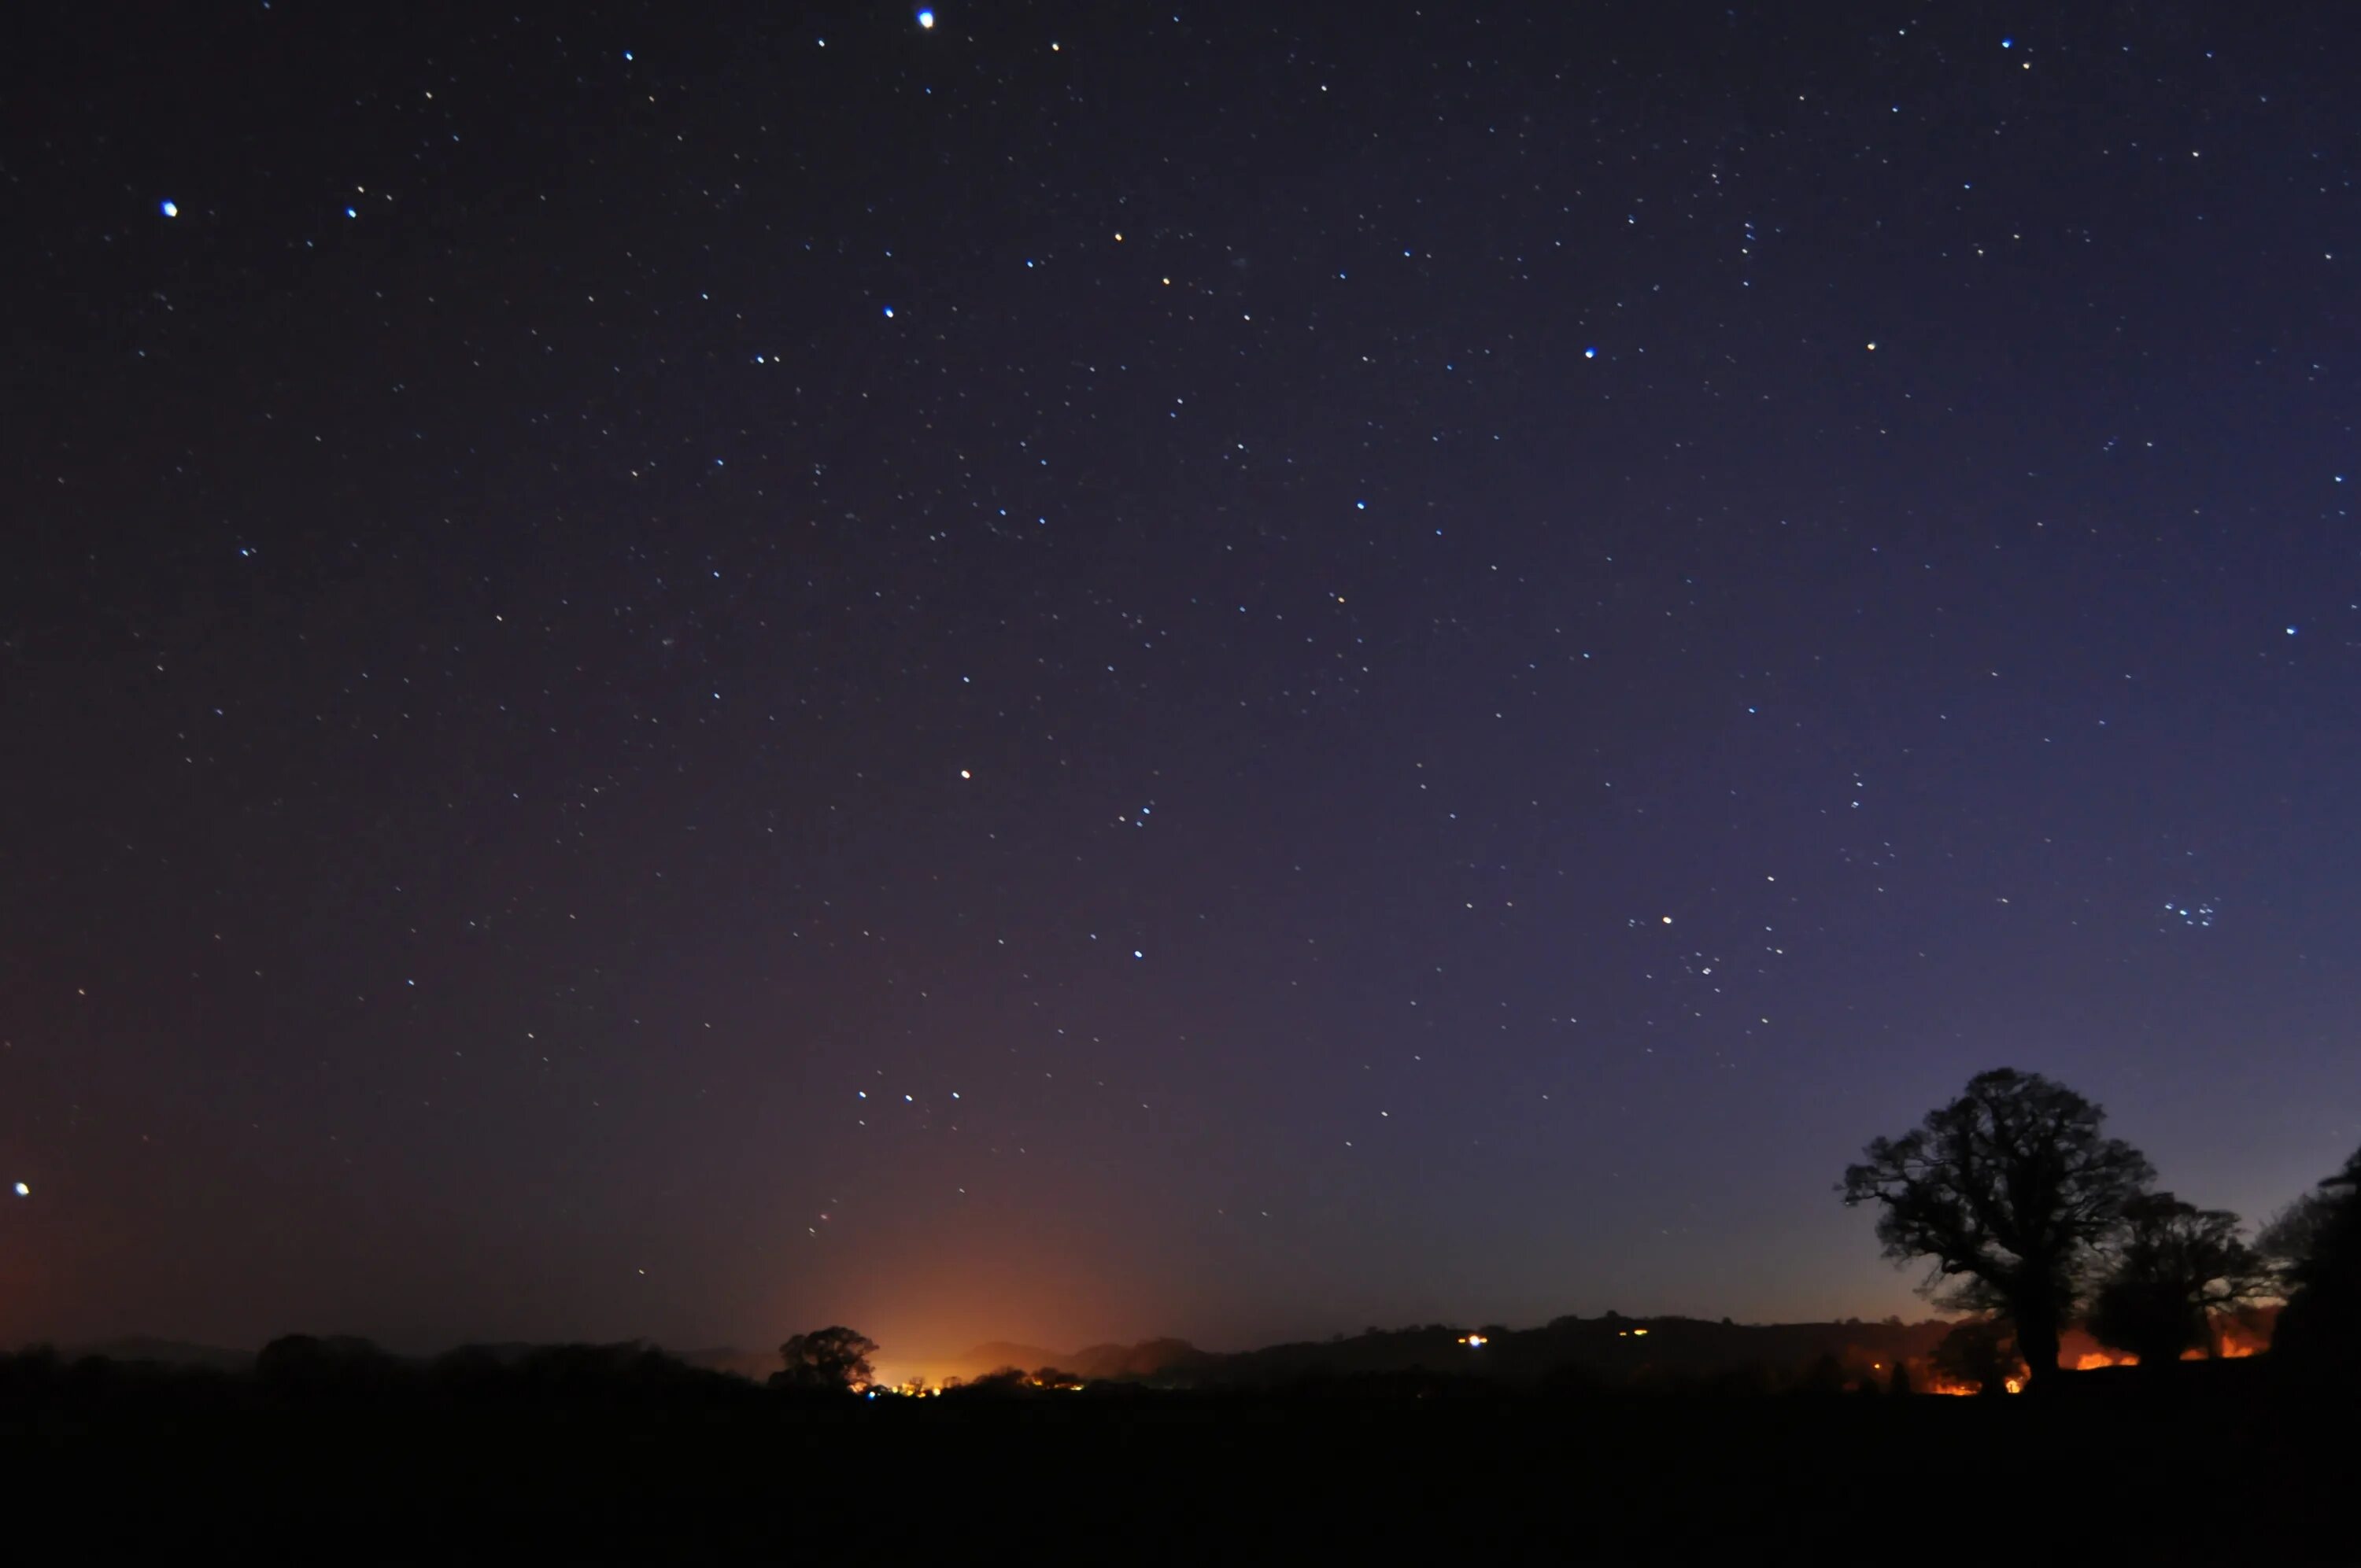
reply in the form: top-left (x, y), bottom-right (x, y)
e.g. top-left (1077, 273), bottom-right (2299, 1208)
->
top-left (5, 0), bottom-right (2357, 1371)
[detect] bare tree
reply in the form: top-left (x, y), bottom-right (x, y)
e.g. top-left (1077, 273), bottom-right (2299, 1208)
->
top-left (1840, 1068), bottom-right (2153, 1390)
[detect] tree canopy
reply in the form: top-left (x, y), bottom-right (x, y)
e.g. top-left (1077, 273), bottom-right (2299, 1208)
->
top-left (1929, 1317), bottom-right (2022, 1396)
top-left (771, 1326), bottom-right (878, 1393)
top-left (1840, 1067), bottom-right (2153, 1389)
top-left (2267, 1145), bottom-right (2361, 1384)
top-left (2087, 1192), bottom-right (2270, 1365)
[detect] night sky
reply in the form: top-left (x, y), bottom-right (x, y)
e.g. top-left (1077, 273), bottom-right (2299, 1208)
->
top-left (6, 1), bottom-right (2357, 1374)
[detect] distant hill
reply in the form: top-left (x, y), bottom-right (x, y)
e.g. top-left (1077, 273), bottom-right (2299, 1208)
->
top-left (1208, 1315), bottom-right (1956, 1387)
top-left (949, 1339), bottom-right (1219, 1381)
top-left (954, 1341), bottom-right (1071, 1378)
top-left (1068, 1337), bottom-right (1219, 1380)
top-left (18, 1337), bottom-right (777, 1381)
top-left (32, 1306), bottom-right (2274, 1391)
top-left (672, 1346), bottom-right (774, 1381)
top-left (430, 1341), bottom-right (777, 1380)
top-left (951, 1318), bottom-right (1971, 1388)
top-left (56, 1338), bottom-right (255, 1372)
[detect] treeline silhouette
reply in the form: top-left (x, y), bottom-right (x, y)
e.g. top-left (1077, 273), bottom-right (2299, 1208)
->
top-left (2, 1065), bottom-right (2352, 1555)
top-left (5, 1069), bottom-right (2353, 1411)
top-left (2, 1326), bottom-right (2344, 1558)
top-left (1841, 1067), bottom-right (2359, 1393)
top-left (0, 1334), bottom-right (773, 1413)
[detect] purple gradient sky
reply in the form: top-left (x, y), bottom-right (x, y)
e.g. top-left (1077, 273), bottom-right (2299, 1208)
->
top-left (4, 0), bottom-right (2356, 1364)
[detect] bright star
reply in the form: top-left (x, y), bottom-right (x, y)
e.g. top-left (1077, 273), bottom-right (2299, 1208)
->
top-left (917, 8), bottom-right (934, 27)
top-left (11, 1182), bottom-right (26, 1197)
top-left (161, 200), bottom-right (178, 218)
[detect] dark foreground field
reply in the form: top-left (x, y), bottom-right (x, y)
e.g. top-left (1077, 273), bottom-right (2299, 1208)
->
top-left (5, 1363), bottom-right (2351, 1561)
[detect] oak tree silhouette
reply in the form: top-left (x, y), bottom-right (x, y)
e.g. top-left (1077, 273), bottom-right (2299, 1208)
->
top-left (771, 1326), bottom-right (878, 1393)
top-left (1840, 1068), bottom-right (2153, 1389)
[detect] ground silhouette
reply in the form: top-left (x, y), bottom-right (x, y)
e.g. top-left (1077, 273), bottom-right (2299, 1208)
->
top-left (1, 1330), bottom-right (2348, 1558)
top-left (6, 1083), bottom-right (2352, 1553)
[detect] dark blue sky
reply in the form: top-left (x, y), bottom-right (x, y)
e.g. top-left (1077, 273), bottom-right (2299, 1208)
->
top-left (4, 0), bottom-right (2355, 1369)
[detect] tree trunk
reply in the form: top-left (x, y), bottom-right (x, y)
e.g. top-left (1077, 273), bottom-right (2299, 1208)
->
top-left (2016, 1313), bottom-right (2061, 1391)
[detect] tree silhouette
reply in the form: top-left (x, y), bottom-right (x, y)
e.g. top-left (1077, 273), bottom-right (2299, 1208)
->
top-left (2087, 1193), bottom-right (2271, 1364)
top-left (770, 1326), bottom-right (878, 1393)
top-left (1931, 1317), bottom-right (2023, 1396)
top-left (2259, 1185), bottom-right (2338, 1293)
top-left (2267, 1145), bottom-right (2361, 1385)
top-left (1839, 1068), bottom-right (2153, 1389)
top-left (1796, 1351), bottom-right (1846, 1394)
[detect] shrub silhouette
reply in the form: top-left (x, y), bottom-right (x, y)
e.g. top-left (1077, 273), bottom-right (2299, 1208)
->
top-left (1795, 1352), bottom-right (1847, 1395)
